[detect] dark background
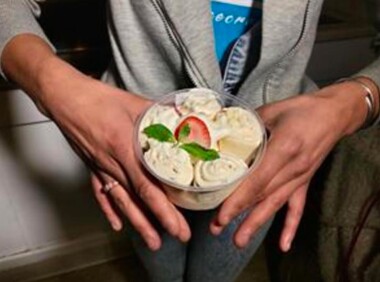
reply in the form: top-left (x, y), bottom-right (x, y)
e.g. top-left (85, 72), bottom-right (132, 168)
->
top-left (0, 0), bottom-right (111, 90)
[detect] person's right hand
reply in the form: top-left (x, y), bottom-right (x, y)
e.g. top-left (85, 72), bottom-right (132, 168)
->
top-left (44, 68), bottom-right (192, 250)
top-left (2, 35), bottom-right (191, 251)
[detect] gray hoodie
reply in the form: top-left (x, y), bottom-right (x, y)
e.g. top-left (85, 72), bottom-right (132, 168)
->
top-left (1, 0), bottom-right (380, 110)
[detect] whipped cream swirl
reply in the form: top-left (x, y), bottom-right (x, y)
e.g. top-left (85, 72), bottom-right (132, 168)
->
top-left (139, 105), bottom-right (180, 149)
top-left (144, 142), bottom-right (194, 186)
top-left (176, 88), bottom-right (222, 119)
top-left (214, 107), bottom-right (262, 142)
top-left (194, 154), bottom-right (248, 187)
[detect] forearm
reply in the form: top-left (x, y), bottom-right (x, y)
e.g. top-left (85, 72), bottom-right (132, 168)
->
top-left (1, 34), bottom-right (90, 115)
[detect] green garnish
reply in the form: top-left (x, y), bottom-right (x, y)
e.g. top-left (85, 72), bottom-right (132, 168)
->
top-left (179, 143), bottom-right (220, 161)
top-left (178, 123), bottom-right (190, 141)
top-left (143, 124), bottom-right (176, 143)
top-left (143, 123), bottom-right (219, 161)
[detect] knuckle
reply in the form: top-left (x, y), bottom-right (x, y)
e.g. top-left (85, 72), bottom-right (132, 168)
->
top-left (105, 128), bottom-right (121, 146)
top-left (93, 153), bottom-right (115, 172)
top-left (106, 133), bottom-right (132, 158)
top-left (114, 196), bottom-right (131, 212)
top-left (293, 155), bottom-right (312, 176)
top-left (269, 195), bottom-right (284, 210)
top-left (255, 191), bottom-right (267, 203)
top-left (257, 106), bottom-right (270, 120)
top-left (246, 177), bottom-right (266, 201)
top-left (135, 182), bottom-right (153, 203)
top-left (234, 201), bottom-right (249, 214)
top-left (219, 202), bottom-right (248, 226)
top-left (278, 137), bottom-right (303, 158)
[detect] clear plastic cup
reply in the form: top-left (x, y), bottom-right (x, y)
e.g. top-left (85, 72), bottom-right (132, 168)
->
top-left (134, 88), bottom-right (267, 210)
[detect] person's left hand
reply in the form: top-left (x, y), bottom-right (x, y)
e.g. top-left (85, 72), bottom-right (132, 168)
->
top-left (210, 82), bottom-right (370, 251)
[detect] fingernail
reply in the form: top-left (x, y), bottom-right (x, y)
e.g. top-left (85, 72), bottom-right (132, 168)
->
top-left (179, 230), bottom-right (191, 242)
top-left (210, 222), bottom-right (224, 236)
top-left (219, 214), bottom-right (231, 226)
top-left (210, 225), bottom-right (223, 236)
top-left (148, 237), bottom-right (160, 251)
top-left (167, 222), bottom-right (180, 237)
top-left (111, 220), bottom-right (122, 231)
top-left (237, 232), bottom-right (251, 248)
top-left (284, 238), bottom-right (292, 252)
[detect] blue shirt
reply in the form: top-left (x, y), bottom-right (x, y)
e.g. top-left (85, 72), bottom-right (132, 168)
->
top-left (211, 0), bottom-right (263, 64)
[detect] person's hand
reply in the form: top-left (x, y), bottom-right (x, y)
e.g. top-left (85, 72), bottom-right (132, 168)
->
top-left (210, 81), bottom-right (372, 251)
top-left (33, 59), bottom-right (191, 251)
top-left (2, 35), bottom-right (191, 251)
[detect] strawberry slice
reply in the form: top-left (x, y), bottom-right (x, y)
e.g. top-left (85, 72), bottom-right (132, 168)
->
top-left (174, 116), bottom-right (211, 148)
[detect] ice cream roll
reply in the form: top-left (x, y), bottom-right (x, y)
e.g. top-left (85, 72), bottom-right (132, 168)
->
top-left (175, 88), bottom-right (222, 119)
top-left (214, 107), bottom-right (263, 164)
top-left (194, 154), bottom-right (248, 188)
top-left (143, 142), bottom-right (194, 186)
top-left (139, 105), bottom-right (180, 149)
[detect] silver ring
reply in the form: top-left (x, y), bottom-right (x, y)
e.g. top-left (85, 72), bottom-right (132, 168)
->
top-left (101, 180), bottom-right (119, 194)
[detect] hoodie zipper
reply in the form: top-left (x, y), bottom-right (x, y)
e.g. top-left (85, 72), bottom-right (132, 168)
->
top-left (149, 0), bottom-right (210, 88)
top-left (150, 0), bottom-right (312, 98)
top-left (262, 0), bottom-right (312, 103)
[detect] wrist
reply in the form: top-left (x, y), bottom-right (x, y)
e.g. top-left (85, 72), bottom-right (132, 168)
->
top-left (333, 76), bottom-right (380, 133)
top-left (319, 82), bottom-right (370, 136)
top-left (352, 76), bottom-right (380, 125)
top-left (35, 56), bottom-right (90, 116)
top-left (2, 34), bottom-right (91, 117)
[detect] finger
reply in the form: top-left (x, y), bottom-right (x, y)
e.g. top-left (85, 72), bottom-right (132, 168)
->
top-left (255, 152), bottom-right (313, 203)
top-left (256, 96), bottom-right (301, 125)
top-left (210, 217), bottom-right (224, 236)
top-left (233, 176), bottom-right (309, 249)
top-left (174, 208), bottom-right (191, 242)
top-left (256, 103), bottom-right (281, 127)
top-left (212, 128), bottom-right (303, 228)
top-left (91, 173), bottom-right (122, 231)
top-left (115, 148), bottom-right (188, 240)
top-left (109, 181), bottom-right (162, 251)
top-left (279, 183), bottom-right (308, 252)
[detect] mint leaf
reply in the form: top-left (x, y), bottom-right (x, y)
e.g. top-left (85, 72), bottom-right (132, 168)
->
top-left (143, 124), bottom-right (175, 143)
top-left (179, 143), bottom-right (220, 161)
top-left (178, 123), bottom-right (190, 142)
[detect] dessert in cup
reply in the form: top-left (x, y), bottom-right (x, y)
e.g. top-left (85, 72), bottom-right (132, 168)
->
top-left (135, 88), bottom-right (266, 210)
